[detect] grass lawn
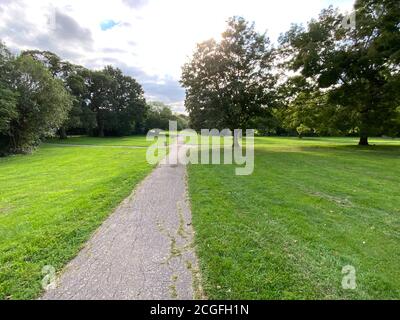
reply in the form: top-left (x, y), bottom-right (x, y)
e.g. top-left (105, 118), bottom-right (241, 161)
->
top-left (45, 134), bottom-right (165, 147)
top-left (0, 140), bottom-right (153, 299)
top-left (188, 137), bottom-right (400, 299)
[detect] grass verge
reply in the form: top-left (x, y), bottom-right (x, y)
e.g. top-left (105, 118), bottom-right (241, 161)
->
top-left (188, 137), bottom-right (400, 299)
top-left (0, 143), bottom-right (153, 299)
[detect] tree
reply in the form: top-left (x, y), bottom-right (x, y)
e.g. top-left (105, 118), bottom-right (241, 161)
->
top-left (87, 66), bottom-right (147, 137)
top-left (0, 89), bottom-right (18, 135)
top-left (276, 76), bottom-right (357, 137)
top-left (86, 70), bottom-right (115, 137)
top-left (249, 110), bottom-right (287, 136)
top-left (279, 0), bottom-right (400, 145)
top-left (0, 42), bottom-right (18, 153)
top-left (145, 101), bottom-right (188, 131)
top-left (22, 50), bottom-right (92, 138)
top-left (181, 17), bottom-right (276, 143)
top-left (102, 66), bottom-right (147, 135)
top-left (65, 68), bottom-right (96, 136)
top-left (0, 52), bottom-right (72, 153)
top-left (176, 113), bottom-right (189, 130)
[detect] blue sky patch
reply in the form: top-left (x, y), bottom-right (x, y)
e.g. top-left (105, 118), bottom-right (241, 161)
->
top-left (100, 20), bottom-right (119, 31)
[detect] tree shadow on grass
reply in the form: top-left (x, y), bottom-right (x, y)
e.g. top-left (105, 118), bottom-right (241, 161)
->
top-left (290, 144), bottom-right (400, 159)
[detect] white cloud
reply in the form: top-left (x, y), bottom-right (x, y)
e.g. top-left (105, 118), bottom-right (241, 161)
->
top-left (0, 0), bottom-right (354, 112)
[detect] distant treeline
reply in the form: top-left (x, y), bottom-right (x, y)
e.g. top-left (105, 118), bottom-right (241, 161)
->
top-left (0, 45), bottom-right (188, 155)
top-left (1, 0), bottom-right (399, 155)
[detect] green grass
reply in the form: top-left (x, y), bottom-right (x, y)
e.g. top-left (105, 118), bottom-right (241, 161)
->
top-left (188, 137), bottom-right (400, 299)
top-left (45, 135), bottom-right (164, 147)
top-left (0, 142), bottom-right (153, 299)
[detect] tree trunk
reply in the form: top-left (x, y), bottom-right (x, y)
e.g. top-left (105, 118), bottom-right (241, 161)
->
top-left (358, 135), bottom-right (369, 146)
top-left (232, 130), bottom-right (241, 148)
top-left (58, 127), bottom-right (67, 139)
top-left (96, 111), bottom-right (104, 137)
top-left (359, 108), bottom-right (370, 146)
top-left (10, 134), bottom-right (17, 152)
top-left (98, 125), bottom-right (104, 137)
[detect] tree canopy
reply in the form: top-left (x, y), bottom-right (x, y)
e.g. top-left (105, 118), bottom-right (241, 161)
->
top-left (145, 101), bottom-right (189, 131)
top-left (94, 66), bottom-right (147, 136)
top-left (278, 0), bottom-right (400, 145)
top-left (1, 0), bottom-right (399, 154)
top-left (0, 44), bottom-right (72, 154)
top-left (181, 17), bottom-right (277, 135)
top-left (19, 50), bottom-right (150, 139)
top-left (0, 41), bottom-right (188, 156)
top-left (180, 2), bottom-right (399, 145)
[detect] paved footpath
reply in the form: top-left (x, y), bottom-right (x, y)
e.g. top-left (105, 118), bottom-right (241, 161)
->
top-left (42, 139), bottom-right (202, 300)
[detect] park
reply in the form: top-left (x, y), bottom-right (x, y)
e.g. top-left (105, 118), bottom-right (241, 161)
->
top-left (0, 0), bottom-right (399, 301)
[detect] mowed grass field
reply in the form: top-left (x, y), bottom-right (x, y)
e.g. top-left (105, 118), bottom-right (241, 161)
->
top-left (0, 137), bottom-right (154, 299)
top-left (188, 137), bottom-right (400, 299)
top-left (45, 134), bottom-right (165, 147)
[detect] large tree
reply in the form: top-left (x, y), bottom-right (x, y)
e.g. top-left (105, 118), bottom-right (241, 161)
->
top-left (22, 50), bottom-right (93, 138)
top-left (0, 46), bottom-right (72, 154)
top-left (64, 67), bottom-right (96, 136)
top-left (0, 43), bottom-right (18, 151)
top-left (87, 66), bottom-right (147, 137)
top-left (102, 66), bottom-right (147, 135)
top-left (181, 17), bottom-right (276, 141)
top-left (86, 70), bottom-right (115, 137)
top-left (279, 0), bottom-right (400, 145)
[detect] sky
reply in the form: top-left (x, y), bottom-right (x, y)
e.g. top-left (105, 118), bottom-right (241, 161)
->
top-left (0, 0), bottom-right (355, 113)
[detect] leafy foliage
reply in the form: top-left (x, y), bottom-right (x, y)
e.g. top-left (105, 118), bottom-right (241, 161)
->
top-left (21, 51), bottom-right (149, 139)
top-left (84, 66), bottom-right (147, 137)
top-left (278, 0), bottom-right (400, 144)
top-left (145, 101), bottom-right (188, 131)
top-left (181, 17), bottom-right (276, 132)
top-left (0, 44), bottom-right (72, 154)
